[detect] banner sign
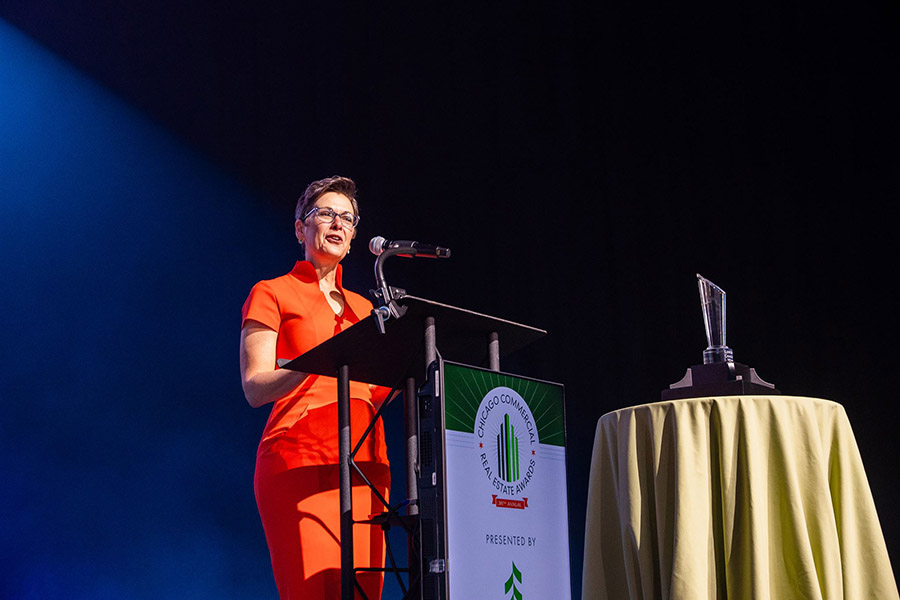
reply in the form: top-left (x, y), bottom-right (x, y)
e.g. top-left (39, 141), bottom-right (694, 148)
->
top-left (443, 362), bottom-right (571, 599)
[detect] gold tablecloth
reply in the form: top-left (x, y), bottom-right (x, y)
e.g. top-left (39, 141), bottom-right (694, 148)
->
top-left (582, 396), bottom-right (898, 599)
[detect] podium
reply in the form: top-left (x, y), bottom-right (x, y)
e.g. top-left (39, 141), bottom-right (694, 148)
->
top-left (282, 295), bottom-right (572, 600)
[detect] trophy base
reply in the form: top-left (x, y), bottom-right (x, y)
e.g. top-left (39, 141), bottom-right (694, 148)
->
top-left (661, 362), bottom-right (779, 401)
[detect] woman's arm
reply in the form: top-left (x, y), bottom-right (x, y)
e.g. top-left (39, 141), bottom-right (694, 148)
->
top-left (240, 320), bottom-right (308, 408)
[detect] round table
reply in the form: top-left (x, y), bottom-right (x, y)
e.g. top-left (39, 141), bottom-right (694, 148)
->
top-left (582, 395), bottom-right (898, 599)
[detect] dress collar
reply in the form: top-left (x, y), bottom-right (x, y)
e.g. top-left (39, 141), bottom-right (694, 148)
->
top-left (289, 260), bottom-right (344, 290)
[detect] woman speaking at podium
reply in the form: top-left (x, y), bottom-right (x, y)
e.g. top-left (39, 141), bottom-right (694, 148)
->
top-left (239, 176), bottom-right (390, 599)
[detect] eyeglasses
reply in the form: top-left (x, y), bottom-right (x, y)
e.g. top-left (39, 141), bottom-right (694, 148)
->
top-left (301, 206), bottom-right (360, 229)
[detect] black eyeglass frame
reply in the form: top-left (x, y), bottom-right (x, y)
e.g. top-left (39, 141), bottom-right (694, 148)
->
top-left (301, 206), bottom-right (360, 229)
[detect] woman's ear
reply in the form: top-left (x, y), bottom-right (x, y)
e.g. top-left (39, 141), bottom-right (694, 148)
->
top-left (294, 219), bottom-right (304, 244)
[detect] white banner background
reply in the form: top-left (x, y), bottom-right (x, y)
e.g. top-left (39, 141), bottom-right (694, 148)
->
top-left (445, 384), bottom-right (571, 599)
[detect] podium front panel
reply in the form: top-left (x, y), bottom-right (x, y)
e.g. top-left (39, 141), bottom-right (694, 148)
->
top-left (439, 361), bottom-right (571, 599)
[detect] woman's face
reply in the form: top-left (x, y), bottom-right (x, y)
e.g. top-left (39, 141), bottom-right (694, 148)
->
top-left (295, 191), bottom-right (356, 266)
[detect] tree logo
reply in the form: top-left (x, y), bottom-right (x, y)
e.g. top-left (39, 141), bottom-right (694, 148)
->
top-left (505, 562), bottom-right (523, 599)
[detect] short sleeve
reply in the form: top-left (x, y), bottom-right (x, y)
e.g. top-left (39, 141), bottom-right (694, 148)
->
top-left (241, 281), bottom-right (281, 332)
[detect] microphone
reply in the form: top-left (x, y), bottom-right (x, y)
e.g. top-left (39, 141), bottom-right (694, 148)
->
top-left (369, 236), bottom-right (451, 258)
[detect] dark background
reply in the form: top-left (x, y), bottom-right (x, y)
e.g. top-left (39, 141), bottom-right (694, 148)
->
top-left (1, 2), bottom-right (897, 598)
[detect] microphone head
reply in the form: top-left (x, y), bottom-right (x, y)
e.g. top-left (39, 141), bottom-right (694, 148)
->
top-left (369, 236), bottom-right (387, 256)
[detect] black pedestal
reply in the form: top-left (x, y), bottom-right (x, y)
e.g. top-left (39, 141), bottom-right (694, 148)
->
top-left (662, 361), bottom-right (779, 401)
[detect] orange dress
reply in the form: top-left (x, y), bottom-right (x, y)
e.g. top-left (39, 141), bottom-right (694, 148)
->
top-left (242, 261), bottom-right (390, 599)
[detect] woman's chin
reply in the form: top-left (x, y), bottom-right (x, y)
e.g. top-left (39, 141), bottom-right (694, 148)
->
top-left (310, 245), bottom-right (348, 262)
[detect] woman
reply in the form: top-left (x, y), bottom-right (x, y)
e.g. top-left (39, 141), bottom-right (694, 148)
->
top-left (240, 176), bottom-right (390, 599)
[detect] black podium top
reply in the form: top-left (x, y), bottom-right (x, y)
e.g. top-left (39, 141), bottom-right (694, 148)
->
top-left (280, 296), bottom-right (546, 388)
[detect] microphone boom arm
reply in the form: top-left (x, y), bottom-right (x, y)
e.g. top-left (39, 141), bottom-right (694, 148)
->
top-left (370, 247), bottom-right (411, 334)
top-left (368, 236), bottom-right (451, 334)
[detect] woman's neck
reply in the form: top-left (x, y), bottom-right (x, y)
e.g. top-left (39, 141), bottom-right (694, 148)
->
top-left (306, 256), bottom-right (339, 289)
top-left (307, 257), bottom-right (344, 315)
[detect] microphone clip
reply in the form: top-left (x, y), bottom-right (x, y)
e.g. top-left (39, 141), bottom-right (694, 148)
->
top-left (369, 286), bottom-right (408, 334)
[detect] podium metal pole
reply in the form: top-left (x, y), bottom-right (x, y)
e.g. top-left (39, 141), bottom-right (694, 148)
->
top-left (338, 364), bottom-right (354, 600)
top-left (488, 331), bottom-right (500, 372)
top-left (405, 376), bottom-right (419, 515)
top-left (424, 316), bottom-right (436, 367)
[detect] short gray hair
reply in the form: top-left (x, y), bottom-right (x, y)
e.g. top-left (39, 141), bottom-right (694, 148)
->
top-left (295, 175), bottom-right (360, 222)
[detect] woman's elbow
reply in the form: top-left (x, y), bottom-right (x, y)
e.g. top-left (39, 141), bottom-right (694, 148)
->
top-left (242, 379), bottom-right (265, 409)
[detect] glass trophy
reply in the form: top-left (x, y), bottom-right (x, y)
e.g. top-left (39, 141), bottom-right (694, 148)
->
top-left (698, 275), bottom-right (734, 365)
top-left (662, 274), bottom-right (778, 400)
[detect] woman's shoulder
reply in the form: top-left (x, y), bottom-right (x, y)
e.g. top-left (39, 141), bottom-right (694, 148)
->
top-left (244, 266), bottom-right (313, 310)
top-left (245, 273), bottom-right (290, 300)
top-left (252, 270), bottom-right (296, 289)
top-left (250, 262), bottom-right (312, 292)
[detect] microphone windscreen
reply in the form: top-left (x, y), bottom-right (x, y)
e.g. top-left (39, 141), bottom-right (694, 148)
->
top-left (369, 236), bottom-right (387, 255)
